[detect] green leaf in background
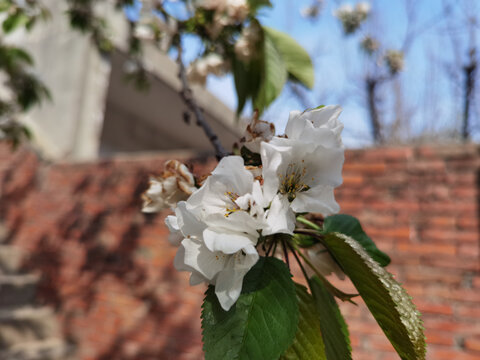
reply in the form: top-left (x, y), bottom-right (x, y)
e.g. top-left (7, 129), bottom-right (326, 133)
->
top-left (281, 283), bottom-right (326, 360)
top-left (323, 214), bottom-right (391, 267)
top-left (253, 33), bottom-right (287, 114)
top-left (322, 233), bottom-right (426, 360)
top-left (309, 276), bottom-right (352, 360)
top-left (201, 257), bottom-right (299, 360)
top-left (233, 56), bottom-right (249, 116)
top-left (292, 233), bottom-right (318, 248)
top-left (247, 0), bottom-right (272, 12)
top-left (263, 26), bottom-right (314, 89)
top-left (3, 11), bottom-right (29, 33)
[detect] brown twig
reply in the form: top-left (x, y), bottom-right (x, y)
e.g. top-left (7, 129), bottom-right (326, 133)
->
top-left (175, 43), bottom-right (229, 160)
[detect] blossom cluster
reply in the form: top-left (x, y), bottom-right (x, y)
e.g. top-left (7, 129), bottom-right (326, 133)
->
top-left (186, 54), bottom-right (229, 85)
top-left (143, 106), bottom-right (345, 310)
top-left (334, 2), bottom-right (371, 34)
top-left (196, 0), bottom-right (249, 38)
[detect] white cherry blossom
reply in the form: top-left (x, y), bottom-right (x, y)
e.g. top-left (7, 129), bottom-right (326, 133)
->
top-left (168, 156), bottom-right (284, 310)
top-left (168, 199), bottom-right (260, 310)
top-left (261, 106), bottom-right (345, 216)
top-left (187, 156), bottom-right (293, 235)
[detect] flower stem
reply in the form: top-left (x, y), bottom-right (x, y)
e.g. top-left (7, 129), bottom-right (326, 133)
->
top-left (282, 238), bottom-right (290, 270)
top-left (291, 242), bottom-right (358, 304)
top-left (296, 216), bottom-right (322, 231)
top-left (286, 240), bottom-right (309, 284)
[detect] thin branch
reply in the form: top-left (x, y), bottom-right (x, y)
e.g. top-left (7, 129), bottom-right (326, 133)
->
top-left (292, 242), bottom-right (358, 304)
top-left (286, 241), bottom-right (310, 284)
top-left (175, 42), bottom-right (229, 160)
top-left (265, 238), bottom-right (275, 257)
top-left (282, 238), bottom-right (290, 270)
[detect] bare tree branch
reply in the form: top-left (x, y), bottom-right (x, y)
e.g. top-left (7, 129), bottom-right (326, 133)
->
top-left (175, 43), bottom-right (229, 160)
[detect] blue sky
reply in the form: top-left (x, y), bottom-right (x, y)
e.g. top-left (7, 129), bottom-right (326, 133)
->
top-left (127, 0), bottom-right (479, 147)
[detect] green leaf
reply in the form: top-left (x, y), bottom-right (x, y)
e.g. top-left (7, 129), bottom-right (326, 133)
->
top-left (323, 214), bottom-right (391, 267)
top-left (202, 257), bottom-right (299, 360)
top-left (310, 276), bottom-right (352, 360)
top-left (0, 1), bottom-right (12, 12)
top-left (263, 26), bottom-right (314, 89)
top-left (3, 11), bottom-right (29, 33)
top-left (253, 33), bottom-right (287, 114)
top-left (292, 233), bottom-right (318, 248)
top-left (322, 233), bottom-right (426, 360)
top-left (281, 283), bottom-right (326, 360)
top-left (9, 47), bottom-right (34, 66)
top-left (247, 0), bottom-right (272, 12)
top-left (232, 56), bottom-right (249, 116)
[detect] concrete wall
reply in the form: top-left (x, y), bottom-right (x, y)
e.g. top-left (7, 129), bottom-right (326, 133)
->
top-left (0, 144), bottom-right (479, 360)
top-left (10, 1), bottom-right (242, 161)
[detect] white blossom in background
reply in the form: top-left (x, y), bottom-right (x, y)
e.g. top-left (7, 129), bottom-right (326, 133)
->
top-left (360, 35), bottom-right (379, 55)
top-left (234, 24), bottom-right (261, 62)
top-left (261, 106), bottom-right (344, 216)
top-left (134, 23), bottom-right (155, 40)
top-left (355, 2), bottom-right (371, 18)
top-left (196, 0), bottom-right (249, 38)
top-left (241, 113), bottom-right (275, 153)
top-left (334, 3), bottom-right (353, 17)
top-left (384, 49), bottom-right (405, 74)
top-left (187, 54), bottom-right (228, 85)
top-left (142, 160), bottom-right (196, 212)
top-left (334, 2), bottom-right (370, 34)
top-left (300, 0), bottom-right (324, 19)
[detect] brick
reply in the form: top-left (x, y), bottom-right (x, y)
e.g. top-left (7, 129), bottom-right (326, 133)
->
top-left (458, 244), bottom-right (480, 258)
top-left (343, 175), bottom-right (364, 185)
top-left (343, 162), bottom-right (386, 174)
top-left (457, 304), bottom-right (480, 319)
top-left (397, 243), bottom-right (456, 256)
top-left (464, 336), bottom-right (480, 353)
top-left (424, 329), bottom-right (455, 346)
top-left (415, 301), bottom-right (453, 316)
top-left (3, 144), bottom-right (480, 359)
top-left (427, 348), bottom-right (480, 360)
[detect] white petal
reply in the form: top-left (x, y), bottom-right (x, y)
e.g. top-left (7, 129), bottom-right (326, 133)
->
top-left (165, 215), bottom-right (179, 232)
top-left (214, 244), bottom-right (259, 310)
top-left (290, 142), bottom-right (343, 188)
top-left (285, 110), bottom-right (304, 139)
top-left (189, 272), bottom-right (207, 286)
top-left (211, 156), bottom-right (253, 195)
top-left (177, 238), bottom-right (226, 280)
top-left (291, 185), bottom-right (340, 215)
top-left (203, 228), bottom-right (255, 254)
top-left (204, 212), bottom-right (262, 238)
top-left (260, 140), bottom-right (289, 202)
top-left (215, 267), bottom-right (244, 311)
top-left (164, 215), bottom-right (182, 245)
top-left (309, 105), bottom-right (342, 127)
top-left (176, 201), bottom-right (205, 238)
top-left (263, 195), bottom-right (296, 235)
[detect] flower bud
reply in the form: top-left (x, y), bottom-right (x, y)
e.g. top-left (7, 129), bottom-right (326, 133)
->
top-left (241, 111), bottom-right (275, 153)
top-left (142, 160), bottom-right (196, 212)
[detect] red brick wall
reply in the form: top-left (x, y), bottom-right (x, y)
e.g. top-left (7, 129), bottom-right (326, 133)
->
top-left (0, 144), bottom-right (479, 360)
